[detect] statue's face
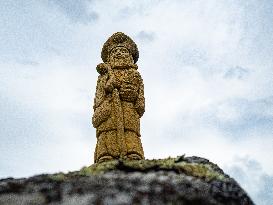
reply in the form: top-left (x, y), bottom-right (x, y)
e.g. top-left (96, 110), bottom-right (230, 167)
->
top-left (109, 46), bottom-right (133, 68)
top-left (110, 46), bottom-right (130, 60)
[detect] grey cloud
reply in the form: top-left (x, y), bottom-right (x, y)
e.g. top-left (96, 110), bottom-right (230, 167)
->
top-left (224, 66), bottom-right (249, 80)
top-left (117, 6), bottom-right (133, 19)
top-left (239, 1), bottom-right (273, 61)
top-left (204, 96), bottom-right (273, 136)
top-left (175, 47), bottom-right (208, 66)
top-left (256, 174), bottom-right (273, 205)
top-left (0, 1), bottom-right (79, 63)
top-left (147, 94), bottom-right (273, 142)
top-left (117, 4), bottom-right (147, 19)
top-left (48, 0), bottom-right (98, 24)
top-left (0, 95), bottom-right (49, 178)
top-left (116, 1), bottom-right (162, 19)
top-left (226, 157), bottom-right (273, 205)
top-left (136, 31), bottom-right (155, 42)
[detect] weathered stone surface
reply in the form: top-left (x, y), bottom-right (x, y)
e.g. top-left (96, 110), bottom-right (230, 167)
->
top-left (0, 156), bottom-right (254, 205)
top-left (92, 32), bottom-right (145, 163)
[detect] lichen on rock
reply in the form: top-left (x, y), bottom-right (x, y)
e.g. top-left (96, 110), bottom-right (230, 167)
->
top-left (83, 156), bottom-right (228, 182)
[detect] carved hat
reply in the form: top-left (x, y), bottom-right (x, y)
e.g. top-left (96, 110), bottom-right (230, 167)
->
top-left (101, 32), bottom-right (139, 63)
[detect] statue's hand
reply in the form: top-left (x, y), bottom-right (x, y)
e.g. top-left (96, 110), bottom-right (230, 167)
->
top-left (105, 76), bottom-right (121, 92)
top-left (120, 85), bottom-right (138, 102)
top-left (96, 63), bottom-right (109, 75)
top-left (105, 76), bottom-right (115, 93)
top-left (112, 78), bottom-right (121, 89)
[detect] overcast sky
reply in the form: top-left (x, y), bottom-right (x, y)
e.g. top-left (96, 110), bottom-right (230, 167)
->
top-left (0, 1), bottom-right (272, 204)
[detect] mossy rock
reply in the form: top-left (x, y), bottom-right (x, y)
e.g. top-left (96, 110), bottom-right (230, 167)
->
top-left (0, 155), bottom-right (254, 205)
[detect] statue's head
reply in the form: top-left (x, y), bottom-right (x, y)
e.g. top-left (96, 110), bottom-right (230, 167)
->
top-left (109, 46), bottom-right (131, 61)
top-left (108, 46), bottom-right (133, 68)
top-left (101, 32), bottom-right (139, 67)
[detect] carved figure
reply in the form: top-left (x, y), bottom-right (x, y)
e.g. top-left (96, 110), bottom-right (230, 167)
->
top-left (92, 32), bottom-right (145, 163)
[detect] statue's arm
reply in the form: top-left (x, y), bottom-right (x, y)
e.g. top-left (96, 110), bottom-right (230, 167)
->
top-left (135, 75), bottom-right (145, 117)
top-left (92, 75), bottom-right (111, 128)
top-left (96, 62), bottom-right (121, 93)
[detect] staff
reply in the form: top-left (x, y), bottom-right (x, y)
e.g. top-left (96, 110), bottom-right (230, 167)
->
top-left (106, 64), bottom-right (127, 158)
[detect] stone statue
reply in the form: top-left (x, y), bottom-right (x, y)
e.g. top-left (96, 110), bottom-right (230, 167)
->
top-left (92, 32), bottom-right (145, 163)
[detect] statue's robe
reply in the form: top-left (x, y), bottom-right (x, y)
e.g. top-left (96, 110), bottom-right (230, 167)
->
top-left (92, 65), bottom-right (145, 162)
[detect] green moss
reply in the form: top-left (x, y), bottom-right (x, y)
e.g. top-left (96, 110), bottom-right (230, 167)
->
top-left (49, 173), bottom-right (67, 182)
top-left (174, 162), bottom-right (226, 181)
top-left (79, 160), bottom-right (119, 175)
top-left (76, 156), bottom-right (228, 182)
top-left (46, 156), bottom-right (227, 182)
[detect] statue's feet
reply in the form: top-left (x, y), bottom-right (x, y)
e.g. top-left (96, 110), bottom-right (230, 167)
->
top-left (97, 155), bottom-right (114, 163)
top-left (124, 153), bottom-right (143, 160)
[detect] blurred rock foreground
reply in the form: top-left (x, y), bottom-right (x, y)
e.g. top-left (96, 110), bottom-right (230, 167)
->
top-left (0, 156), bottom-right (254, 205)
